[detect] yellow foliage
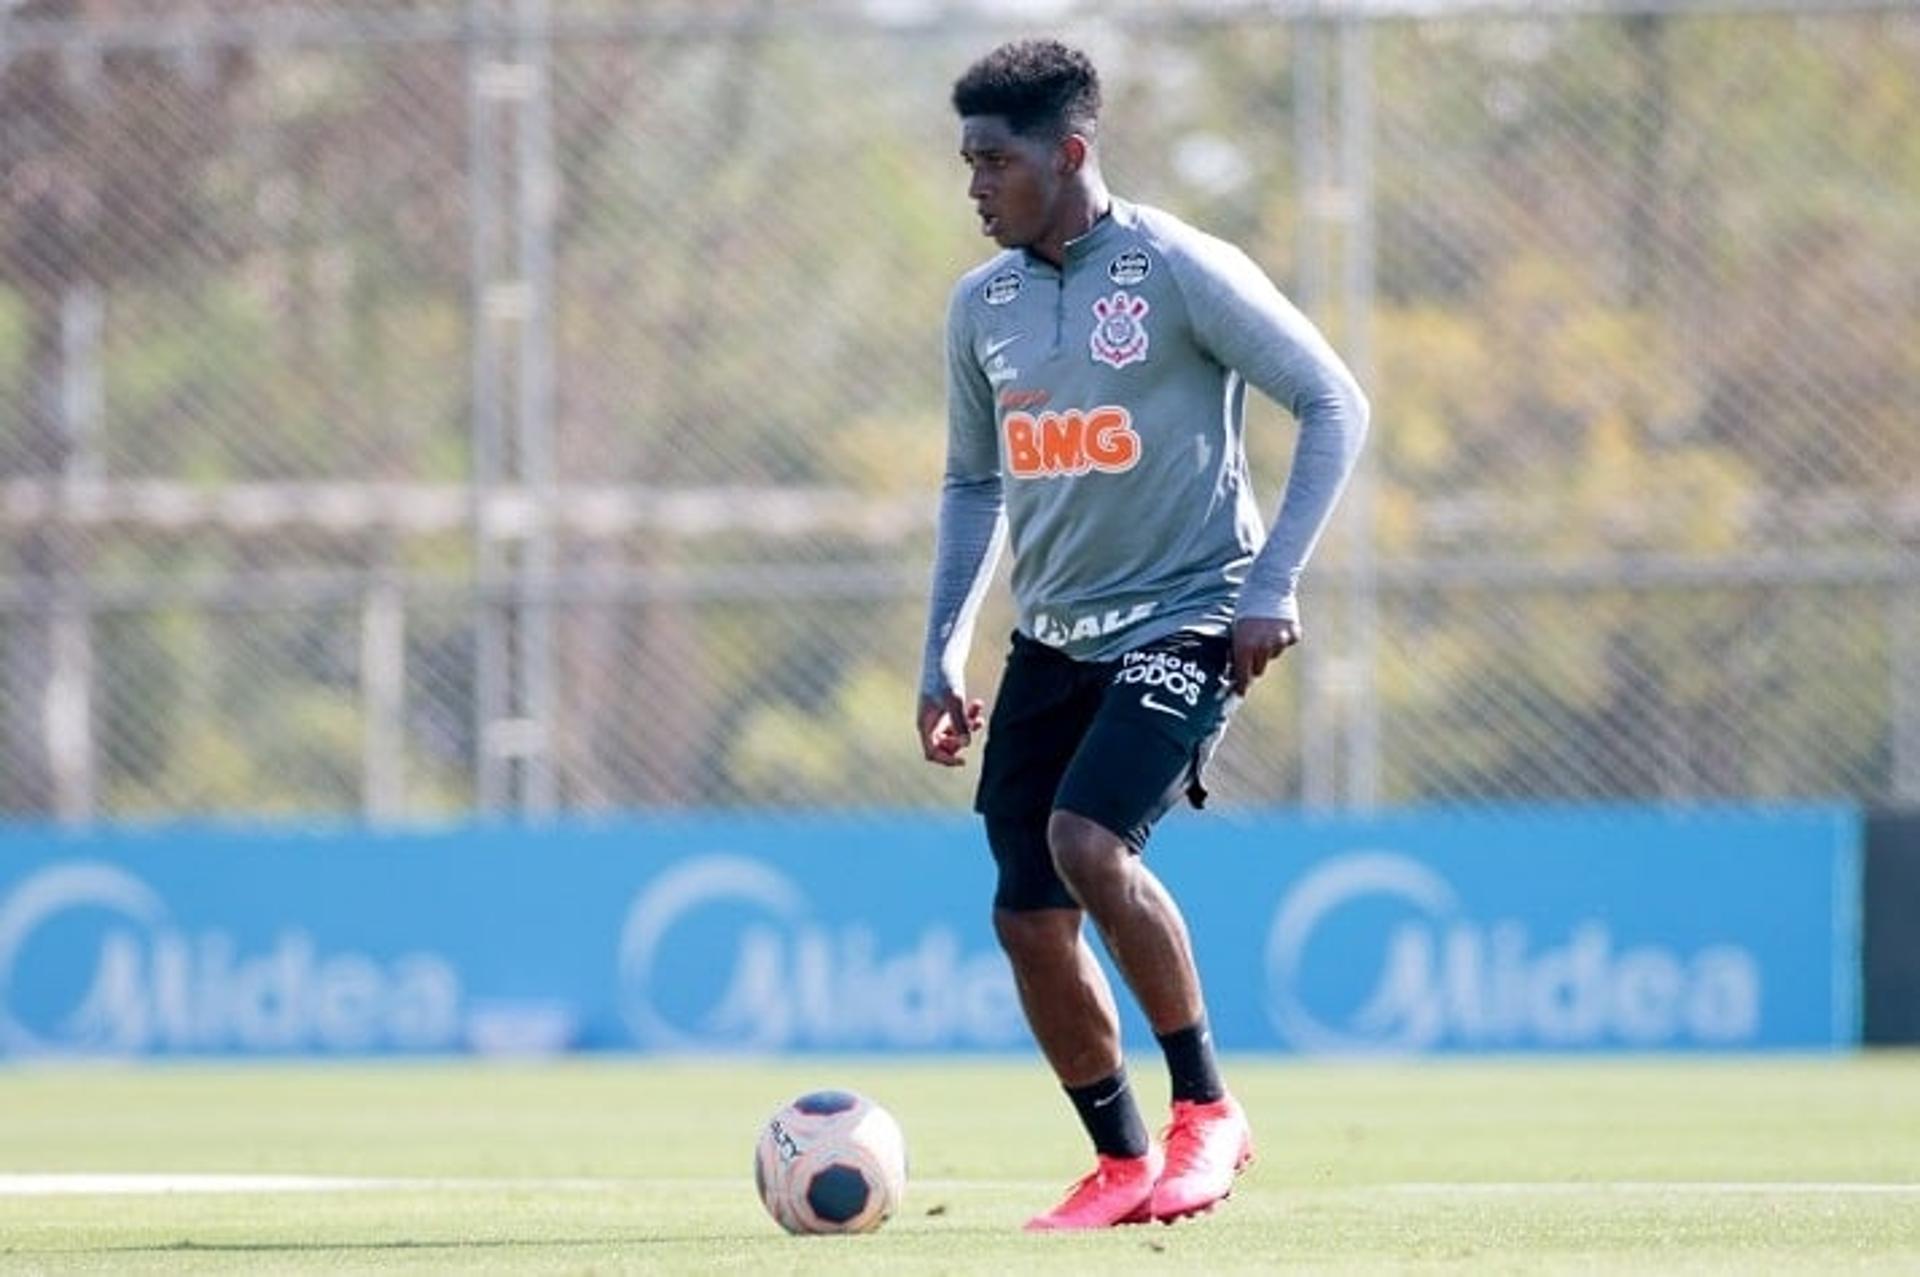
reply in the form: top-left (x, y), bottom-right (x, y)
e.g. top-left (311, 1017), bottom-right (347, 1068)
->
top-left (824, 412), bottom-right (948, 496)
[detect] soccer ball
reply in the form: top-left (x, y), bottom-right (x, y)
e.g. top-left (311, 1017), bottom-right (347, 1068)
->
top-left (753, 1089), bottom-right (908, 1235)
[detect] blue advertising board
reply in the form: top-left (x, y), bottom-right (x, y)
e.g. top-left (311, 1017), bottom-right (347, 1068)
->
top-left (0, 807), bottom-right (1858, 1058)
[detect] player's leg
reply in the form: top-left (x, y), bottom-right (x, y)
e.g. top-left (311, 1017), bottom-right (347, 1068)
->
top-left (984, 853), bottom-right (1163, 1231)
top-left (990, 895), bottom-right (1119, 1085)
top-left (1048, 632), bottom-right (1232, 1037)
top-left (1049, 630), bottom-right (1253, 1222)
top-left (973, 634), bottom-right (1160, 1230)
top-left (1047, 810), bottom-right (1203, 1034)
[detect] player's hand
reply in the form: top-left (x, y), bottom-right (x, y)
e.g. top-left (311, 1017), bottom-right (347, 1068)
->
top-left (918, 692), bottom-right (985, 767)
top-left (1230, 616), bottom-right (1301, 695)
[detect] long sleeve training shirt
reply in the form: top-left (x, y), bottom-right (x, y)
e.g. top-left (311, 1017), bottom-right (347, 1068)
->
top-left (921, 197), bottom-right (1369, 700)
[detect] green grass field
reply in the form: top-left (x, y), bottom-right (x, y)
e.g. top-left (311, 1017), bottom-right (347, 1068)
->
top-left (2, 1055), bottom-right (1917, 1273)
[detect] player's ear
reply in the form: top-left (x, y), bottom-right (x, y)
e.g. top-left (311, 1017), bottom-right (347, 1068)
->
top-left (1056, 133), bottom-right (1089, 176)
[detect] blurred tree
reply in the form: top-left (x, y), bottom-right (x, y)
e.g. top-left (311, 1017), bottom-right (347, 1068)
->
top-left (1, 5), bottom-right (1915, 815)
top-left (0, 0), bottom-right (249, 813)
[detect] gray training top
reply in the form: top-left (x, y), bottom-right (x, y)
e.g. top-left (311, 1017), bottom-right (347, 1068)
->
top-left (920, 197), bottom-right (1369, 699)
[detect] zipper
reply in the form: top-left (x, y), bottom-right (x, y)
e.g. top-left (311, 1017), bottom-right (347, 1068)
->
top-left (1027, 249), bottom-right (1068, 359)
top-left (1053, 270), bottom-right (1065, 352)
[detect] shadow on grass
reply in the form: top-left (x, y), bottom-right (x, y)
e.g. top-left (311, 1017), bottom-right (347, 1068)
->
top-left (9, 1220), bottom-right (1025, 1257)
top-left (9, 1234), bottom-right (763, 1256)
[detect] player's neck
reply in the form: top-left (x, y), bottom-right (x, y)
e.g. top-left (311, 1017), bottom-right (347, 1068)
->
top-left (1031, 181), bottom-right (1112, 268)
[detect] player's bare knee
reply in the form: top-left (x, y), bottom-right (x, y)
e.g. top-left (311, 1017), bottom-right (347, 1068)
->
top-left (1047, 811), bottom-right (1129, 904)
top-left (992, 906), bottom-right (1077, 967)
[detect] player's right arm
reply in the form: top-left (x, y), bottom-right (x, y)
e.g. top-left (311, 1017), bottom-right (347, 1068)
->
top-left (918, 278), bottom-right (1007, 767)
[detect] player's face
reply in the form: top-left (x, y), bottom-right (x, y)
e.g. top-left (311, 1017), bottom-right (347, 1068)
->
top-left (959, 115), bottom-right (1066, 251)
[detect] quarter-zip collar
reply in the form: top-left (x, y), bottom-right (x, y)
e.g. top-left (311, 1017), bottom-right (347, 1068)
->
top-left (1063, 197), bottom-right (1129, 265)
top-left (1024, 197), bottom-right (1130, 275)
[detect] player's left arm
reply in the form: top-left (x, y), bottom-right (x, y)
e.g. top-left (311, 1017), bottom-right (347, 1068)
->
top-left (1174, 236), bottom-right (1371, 692)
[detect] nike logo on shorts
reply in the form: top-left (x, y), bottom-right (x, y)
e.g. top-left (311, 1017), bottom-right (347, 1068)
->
top-left (1140, 692), bottom-right (1188, 720)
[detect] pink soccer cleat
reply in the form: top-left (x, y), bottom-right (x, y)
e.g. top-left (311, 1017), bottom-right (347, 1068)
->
top-left (1023, 1146), bottom-right (1163, 1232)
top-left (1149, 1094), bottom-right (1254, 1222)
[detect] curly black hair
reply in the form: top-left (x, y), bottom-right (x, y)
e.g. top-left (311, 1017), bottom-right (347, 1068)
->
top-left (951, 39), bottom-right (1101, 140)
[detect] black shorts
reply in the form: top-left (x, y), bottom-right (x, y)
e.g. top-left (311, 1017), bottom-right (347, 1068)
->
top-left (974, 629), bottom-right (1239, 912)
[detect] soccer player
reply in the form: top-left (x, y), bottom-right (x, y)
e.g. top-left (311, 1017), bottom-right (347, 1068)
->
top-left (916, 40), bottom-right (1370, 1230)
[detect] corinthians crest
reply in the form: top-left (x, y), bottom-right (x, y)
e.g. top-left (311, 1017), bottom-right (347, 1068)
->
top-left (1089, 289), bottom-right (1150, 369)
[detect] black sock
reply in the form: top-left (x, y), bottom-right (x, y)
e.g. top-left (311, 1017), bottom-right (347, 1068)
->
top-left (1156, 1017), bottom-right (1225, 1104)
top-left (1064, 1070), bottom-right (1150, 1159)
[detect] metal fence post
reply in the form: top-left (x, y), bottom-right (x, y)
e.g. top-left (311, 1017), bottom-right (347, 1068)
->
top-left (1339, 15), bottom-right (1380, 811)
top-left (468, 0), bottom-right (558, 817)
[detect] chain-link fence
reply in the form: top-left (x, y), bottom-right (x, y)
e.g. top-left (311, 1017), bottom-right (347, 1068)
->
top-left (1, 0), bottom-right (1916, 822)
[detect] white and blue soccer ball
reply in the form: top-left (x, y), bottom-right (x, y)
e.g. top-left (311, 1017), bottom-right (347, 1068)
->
top-left (754, 1089), bottom-right (908, 1235)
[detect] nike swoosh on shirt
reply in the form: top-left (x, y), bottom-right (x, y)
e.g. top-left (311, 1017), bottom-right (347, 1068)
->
top-left (982, 333), bottom-right (1022, 358)
top-left (1140, 692), bottom-right (1188, 720)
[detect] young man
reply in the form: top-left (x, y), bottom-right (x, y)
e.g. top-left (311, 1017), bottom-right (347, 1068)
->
top-left (917, 40), bottom-right (1369, 1230)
